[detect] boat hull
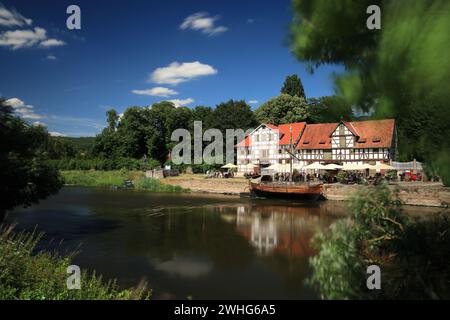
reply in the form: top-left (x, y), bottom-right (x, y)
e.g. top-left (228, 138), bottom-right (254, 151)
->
top-left (250, 182), bottom-right (323, 201)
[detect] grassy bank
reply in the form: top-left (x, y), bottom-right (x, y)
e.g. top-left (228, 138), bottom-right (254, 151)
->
top-left (61, 170), bottom-right (189, 192)
top-left (0, 225), bottom-right (150, 300)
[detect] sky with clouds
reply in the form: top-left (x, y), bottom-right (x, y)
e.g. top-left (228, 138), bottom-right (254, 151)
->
top-left (0, 0), bottom-right (343, 137)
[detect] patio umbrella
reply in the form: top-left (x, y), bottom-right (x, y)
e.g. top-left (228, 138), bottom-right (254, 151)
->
top-left (304, 162), bottom-right (327, 170)
top-left (371, 163), bottom-right (395, 170)
top-left (292, 163), bottom-right (304, 170)
top-left (268, 163), bottom-right (293, 172)
top-left (342, 163), bottom-right (374, 171)
top-left (324, 163), bottom-right (342, 170)
top-left (221, 163), bottom-right (238, 169)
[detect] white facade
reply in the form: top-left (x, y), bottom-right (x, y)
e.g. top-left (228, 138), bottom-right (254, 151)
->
top-left (236, 121), bottom-right (396, 173)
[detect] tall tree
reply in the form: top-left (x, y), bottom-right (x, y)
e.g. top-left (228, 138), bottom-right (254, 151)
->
top-left (106, 109), bottom-right (119, 132)
top-left (254, 94), bottom-right (310, 125)
top-left (0, 100), bottom-right (63, 220)
top-left (308, 96), bottom-right (354, 123)
top-left (210, 100), bottom-right (258, 133)
top-left (281, 74), bottom-right (306, 99)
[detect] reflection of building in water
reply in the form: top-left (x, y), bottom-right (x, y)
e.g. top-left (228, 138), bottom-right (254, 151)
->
top-left (234, 204), bottom-right (335, 257)
top-left (250, 214), bottom-right (278, 254)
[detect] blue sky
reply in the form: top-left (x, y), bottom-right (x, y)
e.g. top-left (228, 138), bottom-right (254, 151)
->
top-left (0, 0), bottom-right (343, 136)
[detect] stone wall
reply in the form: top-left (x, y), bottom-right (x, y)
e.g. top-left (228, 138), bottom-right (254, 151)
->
top-left (322, 183), bottom-right (450, 208)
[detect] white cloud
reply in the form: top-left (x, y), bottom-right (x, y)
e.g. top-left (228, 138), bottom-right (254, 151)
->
top-left (132, 87), bottom-right (178, 97)
top-left (180, 12), bottom-right (228, 36)
top-left (0, 3), bottom-right (32, 27)
top-left (4, 97), bottom-right (46, 119)
top-left (0, 27), bottom-right (46, 49)
top-left (47, 54), bottom-right (56, 60)
top-left (248, 100), bottom-right (258, 104)
top-left (150, 61), bottom-right (217, 85)
top-left (167, 98), bottom-right (194, 107)
top-left (40, 38), bottom-right (65, 48)
top-left (49, 131), bottom-right (67, 137)
top-left (0, 4), bottom-right (65, 50)
top-left (246, 18), bottom-right (254, 24)
top-left (32, 121), bottom-right (46, 127)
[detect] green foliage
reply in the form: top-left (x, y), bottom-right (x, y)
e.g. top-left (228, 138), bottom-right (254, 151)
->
top-left (254, 94), bottom-right (310, 125)
top-left (309, 183), bottom-right (450, 299)
top-left (308, 96), bottom-right (354, 123)
top-left (60, 170), bottom-right (189, 192)
top-left (0, 225), bottom-right (150, 300)
top-left (289, 0), bottom-right (450, 185)
top-left (0, 100), bottom-right (63, 217)
top-left (336, 170), bottom-right (348, 183)
top-left (48, 157), bottom-right (160, 171)
top-left (209, 99), bottom-right (258, 133)
top-left (281, 74), bottom-right (306, 99)
top-left (61, 170), bottom-right (143, 187)
top-left (134, 177), bottom-right (188, 193)
top-left (385, 169), bottom-right (397, 181)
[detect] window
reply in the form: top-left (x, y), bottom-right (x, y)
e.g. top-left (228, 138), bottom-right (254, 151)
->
top-left (255, 135), bottom-right (259, 142)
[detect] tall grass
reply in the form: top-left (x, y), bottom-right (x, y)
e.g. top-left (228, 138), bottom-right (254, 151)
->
top-left (134, 177), bottom-right (188, 193)
top-left (61, 170), bottom-right (189, 192)
top-left (0, 225), bottom-right (150, 300)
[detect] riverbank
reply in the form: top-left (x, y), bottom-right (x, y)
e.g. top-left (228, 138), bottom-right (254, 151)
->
top-left (61, 170), bottom-right (189, 192)
top-left (162, 174), bottom-right (450, 208)
top-left (162, 174), bottom-right (248, 195)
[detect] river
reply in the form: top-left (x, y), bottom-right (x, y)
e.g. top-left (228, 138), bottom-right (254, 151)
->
top-left (4, 186), bottom-right (442, 299)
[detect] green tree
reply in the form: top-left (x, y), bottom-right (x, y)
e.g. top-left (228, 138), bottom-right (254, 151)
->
top-left (308, 96), bottom-right (354, 123)
top-left (289, 0), bottom-right (450, 184)
top-left (254, 94), bottom-right (310, 125)
top-left (210, 99), bottom-right (258, 132)
top-left (281, 74), bottom-right (306, 99)
top-left (192, 105), bottom-right (213, 130)
top-left (0, 100), bottom-right (63, 221)
top-left (106, 109), bottom-right (119, 133)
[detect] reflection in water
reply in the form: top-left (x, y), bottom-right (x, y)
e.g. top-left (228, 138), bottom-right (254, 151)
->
top-left (6, 187), bottom-right (343, 299)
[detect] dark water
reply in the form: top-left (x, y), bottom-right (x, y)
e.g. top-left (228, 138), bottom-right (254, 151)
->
top-left (5, 187), bottom-right (349, 299)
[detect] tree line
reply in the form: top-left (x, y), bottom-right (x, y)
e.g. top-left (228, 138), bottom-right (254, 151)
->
top-left (46, 74), bottom-right (354, 170)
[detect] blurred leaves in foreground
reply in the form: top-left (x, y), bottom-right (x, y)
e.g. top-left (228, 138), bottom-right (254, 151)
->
top-left (309, 183), bottom-right (450, 299)
top-left (290, 0), bottom-right (450, 185)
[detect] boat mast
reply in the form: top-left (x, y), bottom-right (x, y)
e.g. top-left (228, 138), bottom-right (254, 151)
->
top-left (289, 126), bottom-right (293, 182)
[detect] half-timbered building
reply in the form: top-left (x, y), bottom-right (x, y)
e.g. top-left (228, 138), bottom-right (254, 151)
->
top-left (236, 119), bottom-right (396, 172)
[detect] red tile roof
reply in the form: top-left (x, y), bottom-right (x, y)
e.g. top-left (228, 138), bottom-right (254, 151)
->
top-left (352, 119), bottom-right (395, 148)
top-left (236, 135), bottom-right (251, 147)
top-left (296, 123), bottom-right (337, 149)
top-left (277, 122), bottom-right (306, 145)
top-left (237, 119), bottom-right (395, 150)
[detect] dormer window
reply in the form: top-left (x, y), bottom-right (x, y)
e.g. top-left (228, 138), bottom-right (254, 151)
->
top-left (372, 136), bottom-right (381, 142)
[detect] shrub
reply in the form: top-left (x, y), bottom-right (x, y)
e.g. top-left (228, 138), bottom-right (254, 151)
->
top-left (0, 225), bottom-right (151, 300)
top-left (336, 171), bottom-right (348, 183)
top-left (134, 177), bottom-right (188, 193)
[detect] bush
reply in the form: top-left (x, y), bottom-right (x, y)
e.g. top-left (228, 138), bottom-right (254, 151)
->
top-left (0, 225), bottom-right (151, 300)
top-left (309, 183), bottom-right (450, 299)
top-left (47, 157), bottom-right (161, 171)
top-left (134, 177), bottom-right (188, 193)
top-left (336, 171), bottom-right (348, 183)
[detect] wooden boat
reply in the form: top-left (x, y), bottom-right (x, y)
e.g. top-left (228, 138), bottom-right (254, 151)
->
top-left (249, 176), bottom-right (323, 201)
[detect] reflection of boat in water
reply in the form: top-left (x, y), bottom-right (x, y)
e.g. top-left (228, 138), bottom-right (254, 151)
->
top-left (249, 176), bottom-right (323, 201)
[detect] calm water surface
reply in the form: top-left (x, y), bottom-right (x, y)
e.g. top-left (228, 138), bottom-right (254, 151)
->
top-left (6, 187), bottom-right (350, 299)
